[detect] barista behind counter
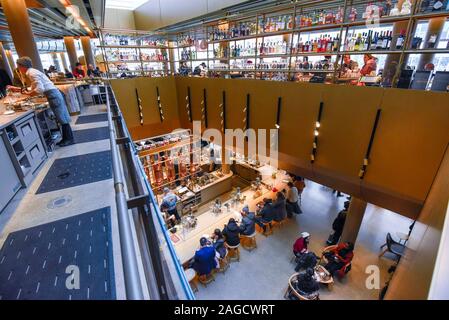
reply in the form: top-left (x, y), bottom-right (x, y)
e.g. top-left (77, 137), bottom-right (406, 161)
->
top-left (7, 57), bottom-right (74, 147)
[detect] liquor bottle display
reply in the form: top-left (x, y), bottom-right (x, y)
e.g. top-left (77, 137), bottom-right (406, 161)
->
top-left (293, 35), bottom-right (339, 53)
top-left (258, 14), bottom-right (293, 33)
top-left (258, 40), bottom-right (289, 55)
top-left (344, 31), bottom-right (393, 51)
top-left (230, 43), bottom-right (257, 57)
top-left (209, 21), bottom-right (257, 41)
top-left (181, 48), bottom-right (197, 60)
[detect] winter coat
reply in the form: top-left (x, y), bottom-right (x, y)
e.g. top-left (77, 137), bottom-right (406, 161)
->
top-left (239, 212), bottom-right (256, 236)
top-left (194, 246), bottom-right (217, 276)
top-left (213, 238), bottom-right (227, 259)
top-left (222, 221), bottom-right (241, 246)
top-left (273, 197), bottom-right (287, 222)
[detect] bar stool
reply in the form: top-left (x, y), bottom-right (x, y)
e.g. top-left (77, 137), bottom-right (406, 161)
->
top-left (241, 232), bottom-right (257, 251)
top-left (198, 272), bottom-right (215, 287)
top-left (184, 268), bottom-right (198, 293)
top-left (226, 243), bottom-right (240, 262)
top-left (218, 251), bottom-right (230, 273)
top-left (272, 219), bottom-right (286, 230)
top-left (256, 222), bottom-right (273, 236)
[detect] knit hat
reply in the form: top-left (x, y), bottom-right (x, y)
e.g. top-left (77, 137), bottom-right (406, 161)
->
top-left (242, 205), bottom-right (249, 213)
top-left (16, 56), bottom-right (33, 68)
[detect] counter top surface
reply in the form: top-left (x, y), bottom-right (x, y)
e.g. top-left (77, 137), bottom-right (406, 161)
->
top-left (0, 103), bottom-right (34, 130)
top-left (172, 169), bottom-right (290, 264)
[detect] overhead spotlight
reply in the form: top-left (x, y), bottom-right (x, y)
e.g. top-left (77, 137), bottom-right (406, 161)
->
top-left (315, 121), bottom-right (321, 128)
top-left (314, 130), bottom-right (319, 136)
top-left (275, 124), bottom-right (280, 129)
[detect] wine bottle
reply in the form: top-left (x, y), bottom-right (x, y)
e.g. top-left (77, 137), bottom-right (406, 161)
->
top-left (396, 30), bottom-right (406, 50)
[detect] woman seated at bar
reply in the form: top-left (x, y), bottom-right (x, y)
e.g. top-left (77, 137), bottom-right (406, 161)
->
top-left (211, 229), bottom-right (227, 259)
top-left (239, 205), bottom-right (256, 236)
top-left (222, 218), bottom-right (241, 247)
top-left (273, 191), bottom-right (287, 222)
top-left (324, 242), bottom-right (354, 276)
top-left (255, 198), bottom-right (276, 233)
top-left (193, 237), bottom-right (217, 276)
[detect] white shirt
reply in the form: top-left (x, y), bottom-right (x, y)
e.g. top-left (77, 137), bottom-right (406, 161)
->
top-left (287, 186), bottom-right (299, 203)
top-left (26, 68), bottom-right (57, 95)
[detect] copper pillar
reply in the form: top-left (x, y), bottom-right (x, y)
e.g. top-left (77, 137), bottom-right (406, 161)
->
top-left (64, 36), bottom-right (78, 71)
top-left (80, 36), bottom-right (95, 67)
top-left (1, 0), bottom-right (43, 71)
top-left (340, 197), bottom-right (368, 245)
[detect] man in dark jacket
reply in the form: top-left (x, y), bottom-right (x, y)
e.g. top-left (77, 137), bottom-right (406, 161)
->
top-left (273, 192), bottom-right (287, 222)
top-left (193, 237), bottom-right (217, 276)
top-left (255, 198), bottom-right (276, 232)
top-left (327, 201), bottom-right (349, 245)
top-left (222, 218), bottom-right (241, 247)
top-left (239, 205), bottom-right (256, 236)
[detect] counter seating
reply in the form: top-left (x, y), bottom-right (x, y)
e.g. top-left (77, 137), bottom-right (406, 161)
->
top-left (226, 243), bottom-right (240, 262)
top-left (256, 222), bottom-right (273, 236)
top-left (240, 232), bottom-right (257, 251)
top-left (218, 251), bottom-right (230, 273)
top-left (271, 219), bottom-right (287, 230)
top-left (284, 273), bottom-right (320, 301)
top-left (184, 268), bottom-right (198, 292)
top-left (198, 272), bottom-right (215, 287)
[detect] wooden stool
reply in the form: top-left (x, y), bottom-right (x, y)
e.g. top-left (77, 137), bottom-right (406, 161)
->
top-left (218, 251), bottom-right (230, 273)
top-left (198, 272), bottom-right (215, 287)
top-left (272, 219), bottom-right (286, 230)
top-left (256, 222), bottom-right (273, 236)
top-left (184, 268), bottom-right (198, 292)
top-left (226, 243), bottom-right (240, 262)
top-left (241, 232), bottom-right (257, 251)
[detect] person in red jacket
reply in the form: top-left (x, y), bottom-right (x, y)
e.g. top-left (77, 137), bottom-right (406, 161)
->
top-left (324, 242), bottom-right (354, 275)
top-left (293, 232), bottom-right (310, 258)
top-left (72, 62), bottom-right (85, 78)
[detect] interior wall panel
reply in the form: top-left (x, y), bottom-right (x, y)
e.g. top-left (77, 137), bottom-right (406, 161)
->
top-left (313, 85), bottom-right (385, 196)
top-left (364, 89), bottom-right (449, 205)
top-left (111, 77), bottom-right (449, 219)
top-left (110, 77), bottom-right (181, 140)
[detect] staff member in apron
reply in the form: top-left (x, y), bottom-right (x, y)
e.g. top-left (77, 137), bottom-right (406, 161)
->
top-left (8, 57), bottom-right (74, 147)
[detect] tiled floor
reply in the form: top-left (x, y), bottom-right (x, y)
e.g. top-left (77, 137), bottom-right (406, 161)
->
top-left (193, 182), bottom-right (414, 300)
top-left (0, 104), bottom-right (126, 300)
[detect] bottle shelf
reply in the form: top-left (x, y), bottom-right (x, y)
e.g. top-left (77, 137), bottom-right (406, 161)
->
top-left (99, 0), bottom-right (449, 84)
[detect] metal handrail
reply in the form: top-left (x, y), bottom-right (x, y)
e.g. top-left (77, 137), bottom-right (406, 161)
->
top-left (106, 87), bottom-right (145, 300)
top-left (106, 85), bottom-right (195, 300)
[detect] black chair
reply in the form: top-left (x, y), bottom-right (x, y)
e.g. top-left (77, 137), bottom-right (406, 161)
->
top-left (379, 233), bottom-right (406, 259)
